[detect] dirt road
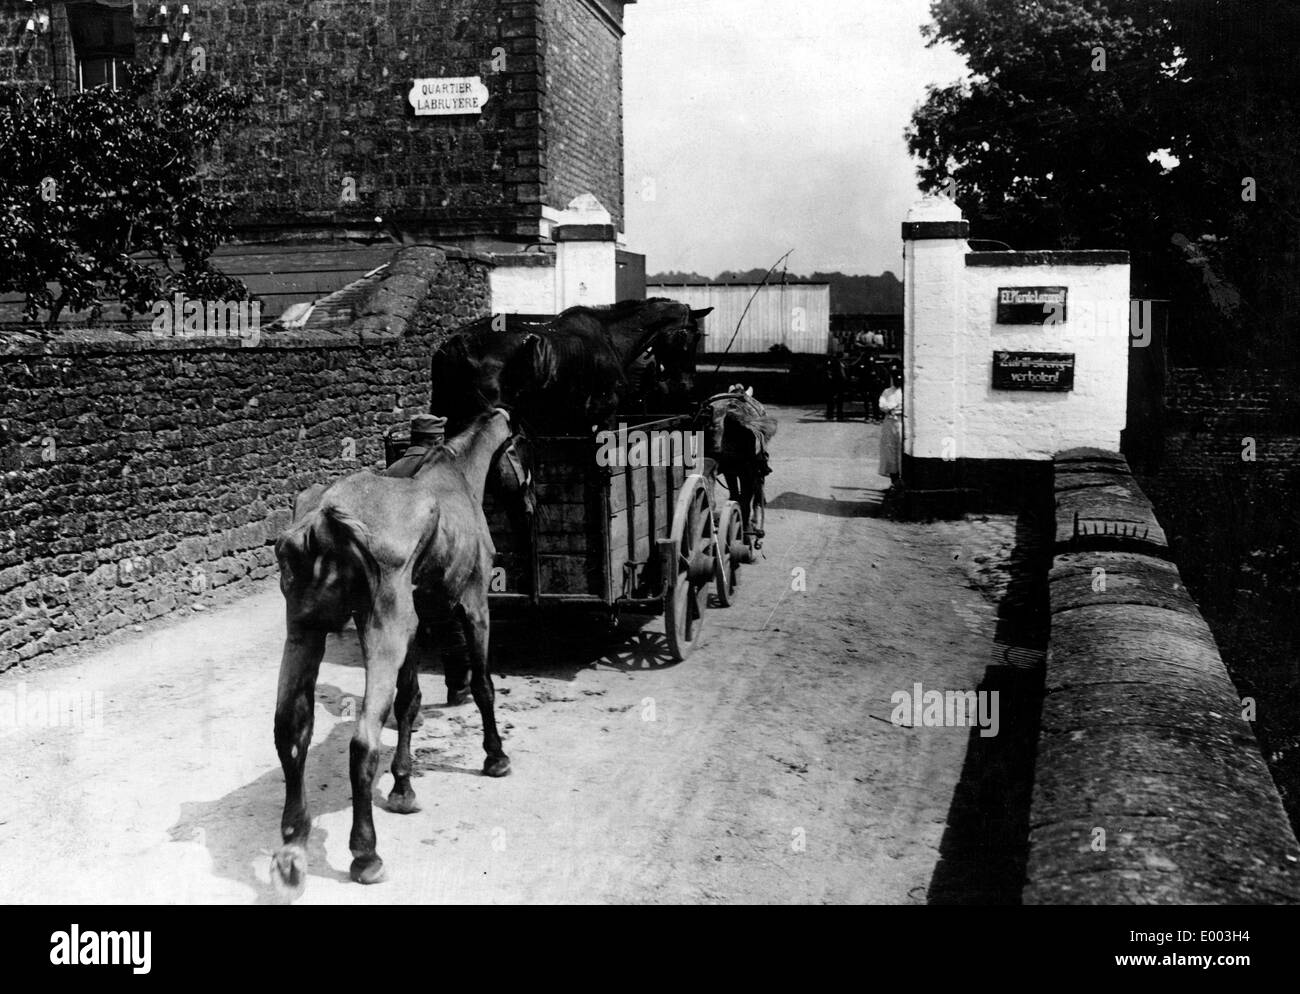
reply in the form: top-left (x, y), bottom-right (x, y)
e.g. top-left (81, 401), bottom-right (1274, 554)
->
top-left (0, 406), bottom-right (1036, 904)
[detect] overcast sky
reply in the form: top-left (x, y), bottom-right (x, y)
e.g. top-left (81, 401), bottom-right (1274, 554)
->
top-left (623, 0), bottom-right (968, 278)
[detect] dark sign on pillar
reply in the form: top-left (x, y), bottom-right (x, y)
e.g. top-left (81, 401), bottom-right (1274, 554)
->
top-left (996, 286), bottom-right (1067, 324)
top-left (992, 351), bottom-right (1075, 391)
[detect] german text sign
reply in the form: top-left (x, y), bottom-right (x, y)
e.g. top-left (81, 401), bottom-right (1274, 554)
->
top-left (992, 351), bottom-right (1075, 391)
top-left (408, 77), bottom-right (490, 116)
top-left (997, 286), bottom-right (1067, 324)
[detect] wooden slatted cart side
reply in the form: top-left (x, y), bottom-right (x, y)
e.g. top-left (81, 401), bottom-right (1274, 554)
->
top-left (484, 431), bottom-right (610, 608)
top-left (483, 414), bottom-right (697, 613)
top-left (606, 418), bottom-right (693, 606)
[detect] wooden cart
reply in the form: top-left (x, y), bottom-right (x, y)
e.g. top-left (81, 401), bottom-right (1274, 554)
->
top-left (480, 413), bottom-right (757, 660)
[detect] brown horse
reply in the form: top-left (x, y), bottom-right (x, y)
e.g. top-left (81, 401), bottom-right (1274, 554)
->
top-left (270, 409), bottom-right (514, 898)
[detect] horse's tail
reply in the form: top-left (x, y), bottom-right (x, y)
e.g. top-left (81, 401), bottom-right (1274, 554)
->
top-left (275, 503), bottom-right (381, 626)
top-left (317, 504), bottom-right (382, 600)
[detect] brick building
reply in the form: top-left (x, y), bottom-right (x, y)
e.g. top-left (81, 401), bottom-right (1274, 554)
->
top-left (1, 1), bottom-right (637, 314)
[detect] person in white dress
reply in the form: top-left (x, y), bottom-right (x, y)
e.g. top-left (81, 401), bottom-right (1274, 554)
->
top-left (877, 366), bottom-right (903, 488)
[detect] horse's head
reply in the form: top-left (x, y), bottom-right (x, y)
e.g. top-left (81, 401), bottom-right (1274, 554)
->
top-left (498, 332), bottom-right (559, 406)
top-left (438, 408), bottom-right (512, 460)
top-left (464, 346), bottom-right (542, 516)
top-left (426, 407), bottom-right (515, 504)
top-left (432, 321), bottom-right (544, 435)
top-left (492, 428), bottom-right (536, 517)
top-left (649, 305), bottom-right (711, 407)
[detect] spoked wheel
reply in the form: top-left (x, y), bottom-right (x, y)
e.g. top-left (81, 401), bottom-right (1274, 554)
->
top-left (715, 499), bottom-right (744, 607)
top-left (662, 474), bottom-right (716, 661)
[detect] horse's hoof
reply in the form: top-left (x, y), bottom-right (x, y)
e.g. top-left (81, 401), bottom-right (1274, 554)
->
top-left (386, 789), bottom-right (421, 814)
top-left (483, 755), bottom-right (511, 778)
top-left (349, 855), bottom-right (387, 885)
top-left (446, 688), bottom-right (472, 707)
top-left (270, 845), bottom-right (307, 903)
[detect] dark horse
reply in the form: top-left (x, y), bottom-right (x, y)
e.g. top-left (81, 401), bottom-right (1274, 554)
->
top-left (430, 298), bottom-right (712, 437)
top-left (425, 298), bottom-right (708, 528)
top-left (271, 410), bottom-right (514, 899)
top-left (704, 386), bottom-right (777, 547)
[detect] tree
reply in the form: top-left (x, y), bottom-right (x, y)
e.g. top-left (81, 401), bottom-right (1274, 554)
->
top-left (0, 65), bottom-right (252, 330)
top-left (907, 0), bottom-right (1300, 363)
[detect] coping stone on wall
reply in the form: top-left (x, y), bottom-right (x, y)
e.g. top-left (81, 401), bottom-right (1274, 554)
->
top-left (0, 244), bottom-right (492, 358)
top-left (965, 250), bottom-right (1130, 267)
top-left (1023, 447), bottom-right (1300, 904)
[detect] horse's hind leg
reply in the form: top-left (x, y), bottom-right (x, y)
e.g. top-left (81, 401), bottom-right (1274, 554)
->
top-left (724, 467), bottom-right (742, 506)
top-left (387, 651), bottom-right (422, 814)
top-left (350, 596), bottom-right (416, 884)
top-left (730, 468), bottom-right (753, 538)
top-left (443, 625), bottom-right (472, 706)
top-left (744, 470), bottom-right (767, 548)
top-left (271, 621), bottom-right (327, 900)
top-left (460, 599), bottom-right (510, 777)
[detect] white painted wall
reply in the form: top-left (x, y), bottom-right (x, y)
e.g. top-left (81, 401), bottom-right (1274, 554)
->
top-left (903, 197), bottom-right (1130, 462)
top-left (556, 240), bottom-right (617, 309)
top-left (489, 193), bottom-right (620, 315)
top-left (490, 261), bottom-right (557, 314)
top-left (646, 283), bottom-right (831, 354)
top-left (959, 262), bottom-right (1129, 459)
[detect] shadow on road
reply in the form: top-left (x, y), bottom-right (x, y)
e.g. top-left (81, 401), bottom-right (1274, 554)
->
top-left (927, 502), bottom-right (1050, 905)
top-left (167, 716), bottom-right (355, 905)
top-left (767, 490), bottom-right (884, 518)
top-left (794, 416), bottom-right (875, 424)
top-left (166, 681), bottom-right (511, 903)
top-left (313, 613), bottom-right (680, 681)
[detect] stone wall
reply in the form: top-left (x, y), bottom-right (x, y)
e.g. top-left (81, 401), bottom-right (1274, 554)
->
top-left (1024, 447), bottom-right (1300, 903)
top-left (0, 246), bottom-right (491, 671)
top-left (1167, 367), bottom-right (1300, 428)
top-left (1153, 367), bottom-right (1300, 486)
top-left (1133, 366), bottom-right (1300, 524)
top-left (1133, 365), bottom-right (1300, 835)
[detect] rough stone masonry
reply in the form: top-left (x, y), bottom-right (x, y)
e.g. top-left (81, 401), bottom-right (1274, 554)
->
top-left (0, 247), bottom-right (490, 671)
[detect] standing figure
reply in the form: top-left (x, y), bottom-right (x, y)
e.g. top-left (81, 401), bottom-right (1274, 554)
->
top-left (877, 364), bottom-right (903, 489)
top-left (825, 354), bottom-right (847, 421)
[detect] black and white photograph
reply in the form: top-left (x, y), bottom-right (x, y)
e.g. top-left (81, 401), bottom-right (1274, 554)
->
top-left (0, 0), bottom-right (1297, 943)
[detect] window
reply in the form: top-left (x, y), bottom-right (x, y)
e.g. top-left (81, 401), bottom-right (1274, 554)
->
top-left (67, 1), bottom-right (136, 92)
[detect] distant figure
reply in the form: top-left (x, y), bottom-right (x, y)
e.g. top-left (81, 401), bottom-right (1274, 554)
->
top-left (877, 365), bottom-right (903, 489)
top-left (824, 355), bottom-right (847, 421)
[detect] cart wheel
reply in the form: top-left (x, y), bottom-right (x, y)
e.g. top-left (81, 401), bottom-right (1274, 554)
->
top-left (715, 499), bottom-right (743, 607)
top-left (664, 474), bottom-right (715, 661)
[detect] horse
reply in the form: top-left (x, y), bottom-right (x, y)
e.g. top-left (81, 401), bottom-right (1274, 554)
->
top-left (430, 298), bottom-right (712, 436)
top-left (703, 385), bottom-right (777, 548)
top-left (270, 409), bottom-right (514, 898)
top-left (428, 299), bottom-right (711, 591)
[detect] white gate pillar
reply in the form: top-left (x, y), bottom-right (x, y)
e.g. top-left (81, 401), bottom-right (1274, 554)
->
top-left (554, 193), bottom-right (618, 309)
top-left (901, 195), bottom-right (969, 470)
